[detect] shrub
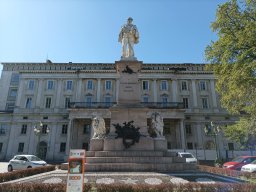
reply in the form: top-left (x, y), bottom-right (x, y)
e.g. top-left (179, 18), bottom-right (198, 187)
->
top-left (0, 165), bottom-right (56, 183)
top-left (0, 183), bottom-right (255, 192)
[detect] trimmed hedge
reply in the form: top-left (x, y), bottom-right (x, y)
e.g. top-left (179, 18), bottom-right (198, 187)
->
top-left (0, 165), bottom-right (56, 183)
top-left (0, 183), bottom-right (256, 192)
top-left (198, 165), bottom-right (256, 180)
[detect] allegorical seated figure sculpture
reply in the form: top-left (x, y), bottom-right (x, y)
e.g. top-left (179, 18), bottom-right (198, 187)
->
top-left (151, 112), bottom-right (164, 138)
top-left (118, 17), bottom-right (139, 59)
top-left (92, 115), bottom-right (106, 139)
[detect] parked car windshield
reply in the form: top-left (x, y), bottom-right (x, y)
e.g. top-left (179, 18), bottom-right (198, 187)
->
top-left (181, 154), bottom-right (194, 158)
top-left (250, 160), bottom-right (256, 164)
top-left (231, 156), bottom-right (246, 163)
top-left (27, 156), bottom-right (42, 161)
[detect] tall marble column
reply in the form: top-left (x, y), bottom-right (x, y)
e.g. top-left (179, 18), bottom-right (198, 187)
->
top-left (179, 120), bottom-right (186, 150)
top-left (153, 79), bottom-right (157, 102)
top-left (55, 80), bottom-right (63, 108)
top-left (48, 123), bottom-right (57, 161)
top-left (65, 118), bottom-right (73, 159)
top-left (171, 79), bottom-right (177, 102)
top-left (76, 79), bottom-right (82, 102)
top-left (210, 80), bottom-right (218, 109)
top-left (97, 79), bottom-right (101, 102)
top-left (16, 78), bottom-right (25, 108)
top-left (191, 80), bottom-right (198, 107)
top-left (36, 79), bottom-right (43, 108)
top-left (115, 79), bottom-right (119, 103)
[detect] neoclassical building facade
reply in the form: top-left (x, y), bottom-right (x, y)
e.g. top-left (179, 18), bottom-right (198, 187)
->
top-left (0, 61), bottom-right (236, 161)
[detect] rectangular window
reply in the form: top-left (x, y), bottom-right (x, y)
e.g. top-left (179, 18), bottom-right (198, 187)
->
top-left (25, 97), bottom-right (32, 108)
top-left (0, 143), bottom-right (2, 152)
top-left (18, 143), bottom-right (24, 153)
top-left (185, 124), bottom-right (192, 135)
top-left (10, 74), bottom-right (19, 84)
top-left (162, 96), bottom-right (168, 107)
top-left (28, 80), bottom-right (35, 90)
top-left (143, 96), bottom-right (149, 103)
top-left (202, 98), bottom-right (208, 109)
top-left (66, 80), bottom-right (73, 90)
top-left (82, 143), bottom-right (89, 150)
top-left (45, 97), bottom-right (52, 108)
top-left (228, 143), bottom-right (234, 150)
top-left (9, 89), bottom-right (17, 97)
top-left (83, 124), bottom-right (90, 134)
top-left (21, 124), bottom-right (27, 134)
top-left (183, 98), bottom-right (189, 108)
top-left (105, 80), bottom-right (112, 90)
top-left (0, 125), bottom-right (6, 135)
top-left (181, 81), bottom-right (187, 91)
top-left (65, 97), bottom-right (71, 108)
top-left (47, 80), bottom-right (54, 90)
top-left (142, 81), bottom-right (149, 91)
top-left (187, 142), bottom-right (193, 149)
top-left (6, 103), bottom-right (14, 111)
top-left (42, 124), bottom-right (48, 134)
top-left (199, 81), bottom-right (207, 91)
top-left (60, 142), bottom-right (66, 152)
top-left (162, 96), bottom-right (168, 103)
top-left (86, 96), bottom-right (92, 107)
top-left (87, 80), bottom-right (93, 90)
top-left (105, 97), bottom-right (111, 107)
top-left (62, 124), bottom-right (68, 134)
top-left (161, 80), bottom-right (168, 91)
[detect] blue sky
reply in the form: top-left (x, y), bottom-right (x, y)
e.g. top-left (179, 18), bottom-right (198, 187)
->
top-left (0, 0), bottom-right (228, 75)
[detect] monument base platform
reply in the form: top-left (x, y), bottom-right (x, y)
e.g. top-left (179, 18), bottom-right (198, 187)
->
top-left (89, 137), bottom-right (167, 151)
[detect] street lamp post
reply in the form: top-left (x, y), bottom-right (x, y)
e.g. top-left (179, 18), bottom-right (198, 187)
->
top-left (34, 121), bottom-right (50, 159)
top-left (204, 121), bottom-right (221, 164)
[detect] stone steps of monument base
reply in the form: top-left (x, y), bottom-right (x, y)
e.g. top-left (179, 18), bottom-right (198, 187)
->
top-left (86, 157), bottom-right (175, 164)
top-left (84, 163), bottom-right (197, 172)
top-left (86, 151), bottom-right (177, 157)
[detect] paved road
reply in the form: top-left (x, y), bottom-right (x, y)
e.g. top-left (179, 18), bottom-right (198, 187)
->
top-left (0, 162), bottom-right (8, 173)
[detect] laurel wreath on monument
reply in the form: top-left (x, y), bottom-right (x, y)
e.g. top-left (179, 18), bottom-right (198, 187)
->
top-left (113, 121), bottom-right (141, 148)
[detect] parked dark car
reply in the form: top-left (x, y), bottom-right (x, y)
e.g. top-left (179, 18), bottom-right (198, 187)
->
top-left (222, 156), bottom-right (256, 171)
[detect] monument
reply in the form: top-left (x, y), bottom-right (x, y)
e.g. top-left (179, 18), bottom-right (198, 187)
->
top-left (63, 17), bottom-right (196, 172)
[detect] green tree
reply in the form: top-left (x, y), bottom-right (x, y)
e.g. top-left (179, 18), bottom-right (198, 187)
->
top-left (205, 0), bottom-right (256, 146)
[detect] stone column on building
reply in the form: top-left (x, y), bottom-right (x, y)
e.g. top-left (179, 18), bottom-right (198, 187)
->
top-left (15, 78), bottom-right (25, 108)
top-left (191, 80), bottom-right (198, 108)
top-left (115, 79), bottom-right (119, 103)
top-left (55, 80), bottom-right (63, 108)
top-left (47, 123), bottom-right (57, 161)
top-left (153, 79), bottom-right (157, 102)
top-left (76, 79), bottom-right (82, 102)
top-left (171, 79), bottom-right (177, 102)
top-left (179, 119), bottom-right (186, 150)
top-left (210, 80), bottom-right (218, 111)
top-left (96, 79), bottom-right (101, 102)
top-left (35, 79), bottom-right (43, 108)
top-left (28, 123), bottom-right (36, 155)
top-left (65, 118), bottom-right (73, 159)
top-left (6, 123), bottom-right (16, 159)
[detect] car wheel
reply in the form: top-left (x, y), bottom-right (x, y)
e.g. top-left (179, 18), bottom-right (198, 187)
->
top-left (27, 166), bottom-right (32, 169)
top-left (8, 165), bottom-right (13, 172)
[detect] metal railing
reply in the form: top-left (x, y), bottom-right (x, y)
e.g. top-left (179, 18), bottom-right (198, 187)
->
top-left (69, 102), bottom-right (184, 109)
top-left (141, 102), bottom-right (184, 109)
top-left (69, 102), bottom-right (117, 109)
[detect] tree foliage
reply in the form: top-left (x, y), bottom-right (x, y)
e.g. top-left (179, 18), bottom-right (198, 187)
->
top-left (205, 0), bottom-right (256, 146)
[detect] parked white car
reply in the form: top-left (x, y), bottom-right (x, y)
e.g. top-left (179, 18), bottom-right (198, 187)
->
top-left (241, 160), bottom-right (256, 173)
top-left (8, 155), bottom-right (47, 172)
top-left (177, 152), bottom-right (198, 163)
